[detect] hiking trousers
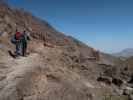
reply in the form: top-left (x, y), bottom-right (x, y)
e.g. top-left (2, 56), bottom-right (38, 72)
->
top-left (22, 42), bottom-right (27, 56)
top-left (15, 41), bottom-right (21, 55)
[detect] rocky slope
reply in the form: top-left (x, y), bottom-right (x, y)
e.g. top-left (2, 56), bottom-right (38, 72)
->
top-left (0, 3), bottom-right (133, 100)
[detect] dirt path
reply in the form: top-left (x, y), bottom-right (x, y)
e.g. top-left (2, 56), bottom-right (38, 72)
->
top-left (0, 46), bottom-right (96, 100)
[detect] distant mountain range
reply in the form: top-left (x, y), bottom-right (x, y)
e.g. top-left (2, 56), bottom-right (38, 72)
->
top-left (112, 48), bottom-right (133, 58)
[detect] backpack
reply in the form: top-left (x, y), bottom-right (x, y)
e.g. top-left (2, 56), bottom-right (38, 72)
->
top-left (11, 34), bottom-right (16, 44)
top-left (15, 32), bottom-right (21, 40)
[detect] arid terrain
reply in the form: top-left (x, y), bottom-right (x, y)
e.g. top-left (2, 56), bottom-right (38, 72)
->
top-left (0, 3), bottom-right (133, 100)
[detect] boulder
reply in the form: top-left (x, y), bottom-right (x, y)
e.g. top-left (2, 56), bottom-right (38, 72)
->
top-left (112, 78), bottom-right (123, 87)
top-left (97, 76), bottom-right (112, 85)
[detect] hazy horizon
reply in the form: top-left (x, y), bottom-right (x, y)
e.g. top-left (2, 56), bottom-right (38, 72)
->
top-left (6, 0), bottom-right (133, 53)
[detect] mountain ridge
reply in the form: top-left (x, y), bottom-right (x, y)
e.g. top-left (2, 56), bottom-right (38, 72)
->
top-left (112, 48), bottom-right (133, 58)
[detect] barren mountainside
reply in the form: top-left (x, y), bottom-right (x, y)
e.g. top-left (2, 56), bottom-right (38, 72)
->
top-left (0, 3), bottom-right (133, 100)
top-left (112, 48), bottom-right (133, 58)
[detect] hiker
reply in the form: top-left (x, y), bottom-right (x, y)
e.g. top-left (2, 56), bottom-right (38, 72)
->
top-left (15, 29), bottom-right (22, 56)
top-left (21, 30), bottom-right (30, 57)
top-left (11, 29), bottom-right (21, 56)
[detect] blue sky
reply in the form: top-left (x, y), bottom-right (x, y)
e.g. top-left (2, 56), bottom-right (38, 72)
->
top-left (6, 0), bottom-right (133, 53)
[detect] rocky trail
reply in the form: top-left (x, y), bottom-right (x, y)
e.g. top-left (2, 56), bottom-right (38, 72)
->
top-left (0, 43), bottom-right (131, 100)
top-left (0, 45), bottom-right (98, 100)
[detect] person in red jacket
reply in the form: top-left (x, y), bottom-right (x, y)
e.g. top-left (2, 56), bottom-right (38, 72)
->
top-left (15, 29), bottom-right (21, 56)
